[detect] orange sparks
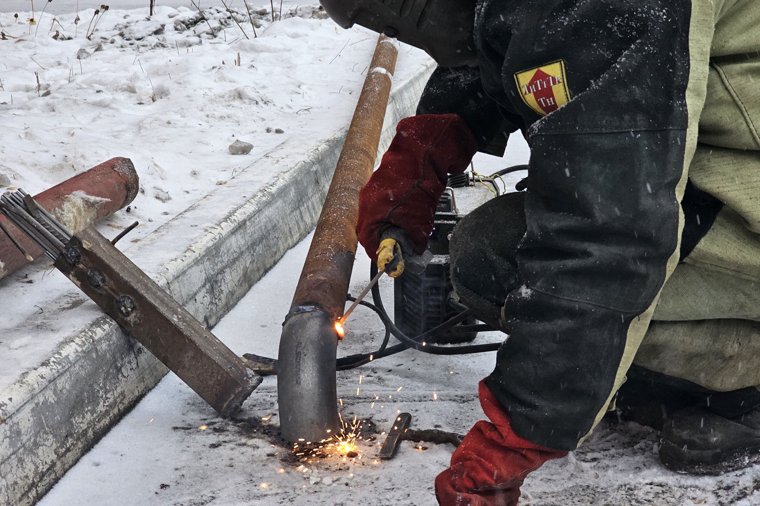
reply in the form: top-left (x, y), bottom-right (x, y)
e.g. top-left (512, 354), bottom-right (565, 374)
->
top-left (334, 321), bottom-right (345, 339)
top-left (291, 414), bottom-right (364, 461)
top-left (335, 439), bottom-right (358, 456)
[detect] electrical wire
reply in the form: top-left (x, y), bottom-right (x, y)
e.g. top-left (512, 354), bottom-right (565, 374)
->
top-left (452, 164), bottom-right (530, 198)
top-left (264, 169), bottom-right (528, 372)
top-left (334, 264), bottom-right (503, 371)
top-left (489, 164), bottom-right (529, 178)
top-left (368, 263), bottom-right (502, 355)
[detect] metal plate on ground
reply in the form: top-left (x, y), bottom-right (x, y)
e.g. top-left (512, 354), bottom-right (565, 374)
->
top-left (379, 412), bottom-right (412, 460)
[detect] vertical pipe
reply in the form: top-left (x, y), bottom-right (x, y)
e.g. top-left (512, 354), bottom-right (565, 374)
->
top-left (0, 157), bottom-right (139, 280)
top-left (278, 35), bottom-right (398, 443)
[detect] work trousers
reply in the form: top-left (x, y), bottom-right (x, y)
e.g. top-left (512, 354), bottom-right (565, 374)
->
top-left (450, 183), bottom-right (760, 397)
top-left (441, 0), bottom-right (759, 449)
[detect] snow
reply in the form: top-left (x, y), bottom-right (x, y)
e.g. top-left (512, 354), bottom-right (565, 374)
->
top-left (0, 0), bottom-right (429, 392)
top-left (1, 1), bottom-right (303, 16)
top-left (3, 1), bottom-right (760, 505)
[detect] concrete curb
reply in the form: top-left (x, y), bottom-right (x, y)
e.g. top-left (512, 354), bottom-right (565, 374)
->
top-left (0, 61), bottom-right (435, 506)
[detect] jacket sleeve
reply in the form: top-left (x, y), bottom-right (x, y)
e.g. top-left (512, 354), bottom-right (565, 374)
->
top-left (356, 65), bottom-right (522, 259)
top-left (417, 65), bottom-right (522, 156)
top-left (482, 0), bottom-right (715, 450)
top-left (357, 113), bottom-right (478, 259)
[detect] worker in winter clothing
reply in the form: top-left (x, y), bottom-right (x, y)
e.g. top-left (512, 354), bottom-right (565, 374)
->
top-left (322, 0), bottom-right (760, 504)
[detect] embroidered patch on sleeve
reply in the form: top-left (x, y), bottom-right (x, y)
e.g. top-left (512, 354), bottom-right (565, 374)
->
top-left (514, 60), bottom-right (571, 116)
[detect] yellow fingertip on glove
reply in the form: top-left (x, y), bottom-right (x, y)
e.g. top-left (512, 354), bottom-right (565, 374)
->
top-left (377, 238), bottom-right (404, 278)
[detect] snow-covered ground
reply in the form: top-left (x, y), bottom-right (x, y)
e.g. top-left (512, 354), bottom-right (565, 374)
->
top-left (3, 1), bottom-right (760, 505)
top-left (38, 221), bottom-right (760, 506)
top-left (2, 0), bottom-right (298, 15)
top-left (0, 0), bottom-right (431, 392)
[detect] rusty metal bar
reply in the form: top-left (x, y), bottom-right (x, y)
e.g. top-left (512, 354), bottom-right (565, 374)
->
top-left (289, 35), bottom-right (398, 319)
top-left (278, 35), bottom-right (398, 442)
top-left (54, 227), bottom-right (261, 417)
top-left (0, 157), bottom-right (139, 280)
top-left (379, 412), bottom-right (413, 459)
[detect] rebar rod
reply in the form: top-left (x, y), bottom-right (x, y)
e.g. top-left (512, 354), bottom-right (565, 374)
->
top-left (0, 191), bottom-right (69, 257)
top-left (0, 157), bottom-right (139, 280)
top-left (0, 188), bottom-right (261, 417)
top-left (21, 190), bottom-right (73, 242)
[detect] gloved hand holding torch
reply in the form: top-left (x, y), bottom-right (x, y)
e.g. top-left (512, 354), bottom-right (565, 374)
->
top-left (356, 113), bottom-right (478, 278)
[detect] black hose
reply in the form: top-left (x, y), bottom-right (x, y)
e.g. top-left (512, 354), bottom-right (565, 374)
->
top-left (335, 264), bottom-right (504, 370)
top-left (367, 264), bottom-right (502, 355)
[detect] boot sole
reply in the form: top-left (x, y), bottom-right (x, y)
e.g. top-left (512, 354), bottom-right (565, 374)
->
top-left (660, 440), bottom-right (760, 475)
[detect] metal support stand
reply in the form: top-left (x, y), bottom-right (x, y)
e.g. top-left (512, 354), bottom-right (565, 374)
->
top-left (0, 191), bottom-right (260, 418)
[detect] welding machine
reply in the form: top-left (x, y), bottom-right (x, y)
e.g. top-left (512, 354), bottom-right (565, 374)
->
top-left (392, 187), bottom-right (480, 344)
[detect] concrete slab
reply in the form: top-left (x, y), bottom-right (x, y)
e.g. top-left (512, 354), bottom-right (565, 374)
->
top-left (0, 57), bottom-right (435, 506)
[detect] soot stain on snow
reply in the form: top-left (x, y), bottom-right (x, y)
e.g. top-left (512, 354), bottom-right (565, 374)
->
top-left (171, 414), bottom-right (382, 469)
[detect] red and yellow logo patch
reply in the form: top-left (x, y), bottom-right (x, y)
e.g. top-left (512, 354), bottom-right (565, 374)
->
top-left (514, 60), bottom-right (571, 116)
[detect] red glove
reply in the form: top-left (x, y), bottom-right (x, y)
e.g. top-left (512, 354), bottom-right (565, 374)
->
top-left (357, 114), bottom-right (478, 261)
top-left (435, 381), bottom-right (567, 506)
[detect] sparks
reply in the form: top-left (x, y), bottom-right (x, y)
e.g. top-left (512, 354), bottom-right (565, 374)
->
top-left (335, 438), bottom-right (358, 456)
top-left (291, 413), bottom-right (365, 461)
top-left (334, 321), bottom-right (345, 339)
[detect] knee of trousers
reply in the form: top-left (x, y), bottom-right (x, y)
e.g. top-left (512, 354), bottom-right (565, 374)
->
top-left (449, 192), bottom-right (527, 326)
top-left (636, 318), bottom-right (760, 392)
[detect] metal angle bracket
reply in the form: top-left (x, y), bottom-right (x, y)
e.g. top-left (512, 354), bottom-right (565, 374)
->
top-left (378, 412), bottom-right (413, 460)
top-left (55, 227), bottom-right (262, 417)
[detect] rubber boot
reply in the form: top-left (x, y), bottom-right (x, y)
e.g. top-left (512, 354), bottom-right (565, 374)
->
top-left (660, 407), bottom-right (760, 475)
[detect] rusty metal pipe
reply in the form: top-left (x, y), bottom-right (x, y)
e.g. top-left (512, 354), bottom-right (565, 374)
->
top-left (278, 35), bottom-right (398, 442)
top-left (0, 157), bottom-right (139, 280)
